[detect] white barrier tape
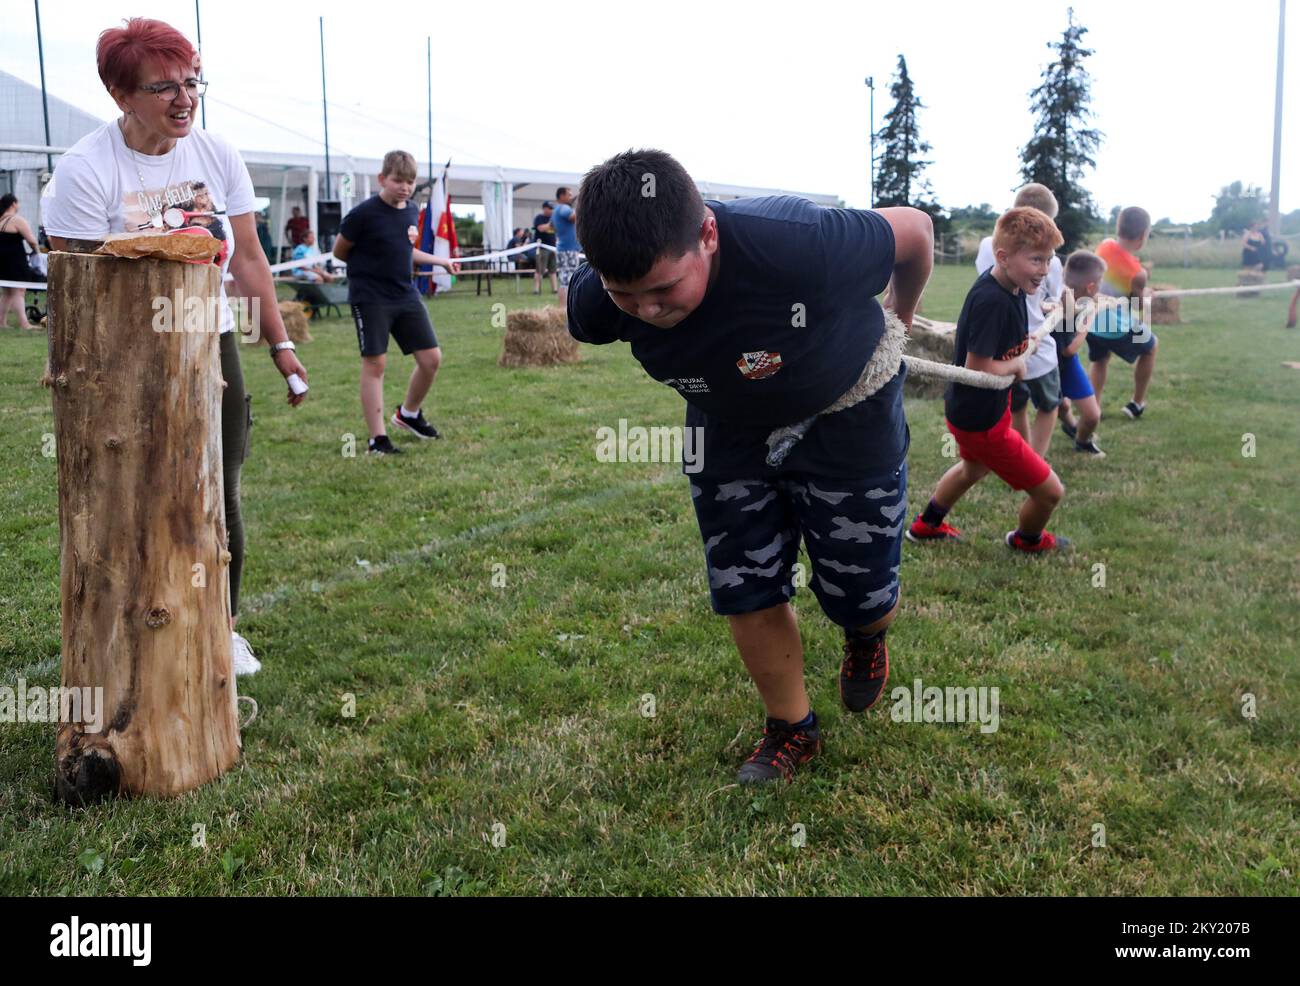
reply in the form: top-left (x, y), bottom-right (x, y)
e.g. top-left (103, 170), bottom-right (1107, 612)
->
top-left (266, 253), bottom-right (343, 276)
top-left (1148, 279), bottom-right (1299, 298)
top-left (452, 242), bottom-right (542, 266)
top-left (536, 243), bottom-right (587, 260)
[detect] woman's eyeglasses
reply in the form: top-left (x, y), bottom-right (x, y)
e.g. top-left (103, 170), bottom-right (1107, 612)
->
top-left (138, 79), bottom-right (208, 101)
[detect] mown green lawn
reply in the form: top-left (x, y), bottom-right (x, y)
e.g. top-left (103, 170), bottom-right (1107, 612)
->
top-left (1, 266), bottom-right (1296, 896)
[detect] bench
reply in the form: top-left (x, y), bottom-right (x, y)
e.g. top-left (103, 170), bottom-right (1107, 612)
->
top-left (285, 280), bottom-right (349, 319)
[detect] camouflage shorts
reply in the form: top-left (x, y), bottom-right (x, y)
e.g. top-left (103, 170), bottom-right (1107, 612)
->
top-left (689, 462), bottom-right (907, 628)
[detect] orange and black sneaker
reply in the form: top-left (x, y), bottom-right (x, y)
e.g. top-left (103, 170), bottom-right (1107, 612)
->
top-left (840, 629), bottom-right (890, 713)
top-left (1005, 529), bottom-right (1072, 554)
top-left (906, 514), bottom-right (962, 543)
top-left (736, 715), bottom-right (821, 785)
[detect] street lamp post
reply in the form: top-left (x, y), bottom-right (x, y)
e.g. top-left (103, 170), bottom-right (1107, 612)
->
top-left (865, 76), bottom-right (875, 208)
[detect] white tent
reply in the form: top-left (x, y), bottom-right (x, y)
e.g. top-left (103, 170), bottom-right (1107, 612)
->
top-left (0, 69), bottom-right (104, 213)
top-left (1, 68), bottom-right (845, 256)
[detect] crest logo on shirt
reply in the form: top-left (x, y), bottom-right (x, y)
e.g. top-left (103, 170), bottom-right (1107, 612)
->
top-left (736, 351), bottom-right (783, 380)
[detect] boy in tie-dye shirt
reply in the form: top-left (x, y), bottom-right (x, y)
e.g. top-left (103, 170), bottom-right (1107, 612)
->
top-left (1089, 206), bottom-right (1159, 420)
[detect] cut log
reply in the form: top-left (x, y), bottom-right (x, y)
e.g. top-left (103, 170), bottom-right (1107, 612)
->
top-left (47, 253), bottom-right (240, 804)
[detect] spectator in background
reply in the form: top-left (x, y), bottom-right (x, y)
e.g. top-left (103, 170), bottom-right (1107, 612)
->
top-left (0, 193), bottom-right (41, 330)
top-left (285, 205), bottom-right (310, 246)
top-left (509, 227), bottom-right (533, 270)
top-left (291, 229), bottom-right (335, 282)
top-left (256, 210), bottom-right (274, 262)
top-left (553, 186), bottom-right (581, 306)
top-left (1240, 219), bottom-right (1288, 271)
top-left (533, 200), bottom-right (558, 295)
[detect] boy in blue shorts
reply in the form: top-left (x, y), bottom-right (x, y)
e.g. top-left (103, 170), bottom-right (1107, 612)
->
top-left (1091, 206), bottom-right (1158, 419)
top-left (1055, 250), bottom-right (1107, 456)
top-left (566, 148), bottom-right (933, 785)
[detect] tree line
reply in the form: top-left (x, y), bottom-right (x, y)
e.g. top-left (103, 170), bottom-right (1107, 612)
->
top-left (872, 8), bottom-right (1295, 250)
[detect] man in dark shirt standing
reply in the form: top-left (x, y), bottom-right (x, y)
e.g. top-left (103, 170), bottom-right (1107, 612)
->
top-left (532, 200), bottom-right (558, 295)
top-left (567, 148), bottom-right (933, 784)
top-left (333, 150), bottom-right (460, 455)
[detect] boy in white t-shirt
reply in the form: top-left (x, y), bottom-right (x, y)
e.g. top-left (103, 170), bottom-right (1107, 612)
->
top-left (975, 184), bottom-right (1063, 456)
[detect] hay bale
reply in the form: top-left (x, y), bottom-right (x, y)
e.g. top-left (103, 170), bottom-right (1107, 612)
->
top-left (278, 300), bottom-right (313, 343)
top-left (1149, 283), bottom-right (1181, 324)
top-left (1237, 269), bottom-right (1265, 298)
top-left (904, 316), bottom-right (956, 399)
top-left (500, 306), bottom-right (581, 367)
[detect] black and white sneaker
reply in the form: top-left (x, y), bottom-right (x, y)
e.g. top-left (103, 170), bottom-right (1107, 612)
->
top-left (391, 406), bottom-right (441, 440)
top-left (1122, 401), bottom-right (1146, 420)
top-left (1060, 417), bottom-right (1078, 440)
top-left (367, 435), bottom-right (404, 455)
top-left (1074, 438), bottom-right (1106, 457)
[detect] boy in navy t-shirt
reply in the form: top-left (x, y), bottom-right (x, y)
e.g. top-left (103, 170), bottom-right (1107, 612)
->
top-left (333, 150), bottom-right (460, 455)
top-left (567, 148), bottom-right (933, 784)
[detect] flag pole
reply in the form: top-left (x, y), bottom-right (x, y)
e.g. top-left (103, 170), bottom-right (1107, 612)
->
top-left (319, 16), bottom-right (331, 199)
top-left (34, 0), bottom-right (53, 174)
top-left (195, 0), bottom-right (206, 129)
top-left (1268, 0), bottom-right (1286, 237)
top-left (427, 36), bottom-right (433, 192)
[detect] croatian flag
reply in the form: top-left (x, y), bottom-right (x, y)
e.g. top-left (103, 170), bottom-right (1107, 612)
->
top-left (418, 162), bottom-right (456, 294)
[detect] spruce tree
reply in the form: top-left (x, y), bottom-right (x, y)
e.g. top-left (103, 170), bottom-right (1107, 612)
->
top-left (1020, 8), bottom-right (1102, 251)
top-left (874, 55), bottom-right (945, 229)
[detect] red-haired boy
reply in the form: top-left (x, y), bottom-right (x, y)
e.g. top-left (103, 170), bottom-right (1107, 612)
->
top-left (908, 207), bottom-right (1071, 554)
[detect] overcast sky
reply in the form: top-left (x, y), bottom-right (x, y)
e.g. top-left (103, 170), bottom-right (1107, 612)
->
top-left (2, 0), bottom-right (1295, 222)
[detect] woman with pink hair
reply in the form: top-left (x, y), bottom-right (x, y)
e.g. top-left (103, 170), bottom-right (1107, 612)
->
top-left (42, 18), bottom-right (310, 675)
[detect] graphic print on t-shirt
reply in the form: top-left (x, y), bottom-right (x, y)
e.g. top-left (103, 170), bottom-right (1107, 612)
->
top-left (999, 338), bottom-right (1029, 361)
top-left (123, 178), bottom-right (229, 266)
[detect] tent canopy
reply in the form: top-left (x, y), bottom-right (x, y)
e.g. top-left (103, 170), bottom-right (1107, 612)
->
top-left (1, 68), bottom-right (845, 253)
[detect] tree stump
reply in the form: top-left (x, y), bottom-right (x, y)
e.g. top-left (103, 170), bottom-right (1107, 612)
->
top-left (47, 253), bottom-right (240, 804)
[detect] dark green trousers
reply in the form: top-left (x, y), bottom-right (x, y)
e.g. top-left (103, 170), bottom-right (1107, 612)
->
top-left (219, 332), bottom-right (250, 616)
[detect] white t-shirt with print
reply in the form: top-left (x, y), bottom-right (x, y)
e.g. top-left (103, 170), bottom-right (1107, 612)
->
top-left (975, 235), bottom-right (1062, 379)
top-left (41, 121), bottom-right (255, 333)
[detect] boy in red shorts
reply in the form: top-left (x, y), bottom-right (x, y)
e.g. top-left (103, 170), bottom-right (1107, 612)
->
top-left (908, 207), bottom-right (1071, 554)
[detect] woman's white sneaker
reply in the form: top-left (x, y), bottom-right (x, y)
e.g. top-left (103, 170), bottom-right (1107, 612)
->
top-left (231, 631), bottom-right (261, 676)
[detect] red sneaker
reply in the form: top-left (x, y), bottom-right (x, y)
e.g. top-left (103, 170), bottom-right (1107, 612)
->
top-left (1005, 530), bottom-right (1072, 554)
top-left (906, 514), bottom-right (963, 543)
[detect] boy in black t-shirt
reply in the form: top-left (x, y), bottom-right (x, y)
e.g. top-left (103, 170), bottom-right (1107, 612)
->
top-left (333, 150), bottom-right (460, 455)
top-left (908, 207), bottom-right (1071, 553)
top-left (567, 148), bottom-right (934, 784)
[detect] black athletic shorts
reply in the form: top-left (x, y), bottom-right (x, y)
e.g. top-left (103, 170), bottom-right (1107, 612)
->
top-left (351, 297), bottom-right (438, 357)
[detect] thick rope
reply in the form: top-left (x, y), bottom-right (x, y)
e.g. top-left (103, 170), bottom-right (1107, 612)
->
top-left (764, 310), bottom-right (1052, 467)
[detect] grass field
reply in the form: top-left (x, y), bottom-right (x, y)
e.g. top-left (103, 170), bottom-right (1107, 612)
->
top-left (1, 266), bottom-right (1297, 896)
